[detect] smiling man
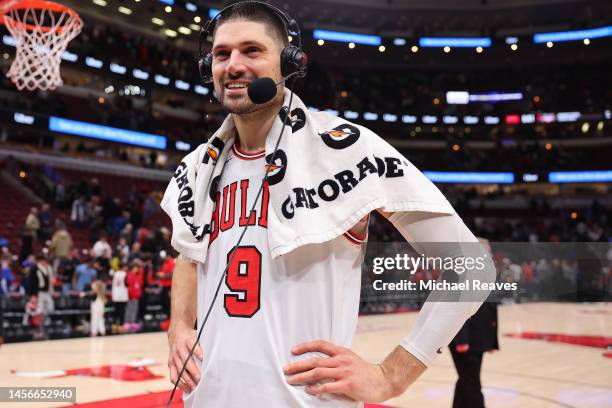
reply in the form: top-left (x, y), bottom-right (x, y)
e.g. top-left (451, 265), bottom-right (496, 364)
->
top-left (163, 2), bottom-right (495, 407)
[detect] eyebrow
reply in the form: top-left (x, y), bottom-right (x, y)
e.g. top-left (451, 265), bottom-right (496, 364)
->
top-left (212, 40), bottom-right (267, 53)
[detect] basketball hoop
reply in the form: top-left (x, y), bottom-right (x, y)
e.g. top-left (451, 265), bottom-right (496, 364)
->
top-left (0, 0), bottom-right (82, 91)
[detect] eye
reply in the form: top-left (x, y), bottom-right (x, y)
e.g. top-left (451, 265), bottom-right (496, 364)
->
top-left (214, 50), bottom-right (229, 60)
top-left (245, 47), bottom-right (261, 55)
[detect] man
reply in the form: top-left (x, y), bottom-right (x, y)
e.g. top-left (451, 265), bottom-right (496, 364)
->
top-left (74, 258), bottom-right (98, 293)
top-left (163, 2), bottom-right (494, 407)
top-left (27, 255), bottom-right (54, 339)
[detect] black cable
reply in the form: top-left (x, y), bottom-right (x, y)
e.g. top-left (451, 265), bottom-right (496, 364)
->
top-left (166, 80), bottom-right (297, 407)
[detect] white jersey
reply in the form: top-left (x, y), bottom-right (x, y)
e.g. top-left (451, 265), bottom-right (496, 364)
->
top-left (184, 143), bottom-right (367, 408)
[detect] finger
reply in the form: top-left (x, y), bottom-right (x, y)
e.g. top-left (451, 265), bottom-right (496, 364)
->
top-left (194, 342), bottom-right (204, 361)
top-left (177, 349), bottom-right (201, 385)
top-left (169, 358), bottom-right (191, 393)
top-left (173, 353), bottom-right (198, 391)
top-left (286, 367), bottom-right (341, 385)
top-left (283, 356), bottom-right (339, 374)
top-left (306, 380), bottom-right (350, 396)
top-left (291, 340), bottom-right (342, 357)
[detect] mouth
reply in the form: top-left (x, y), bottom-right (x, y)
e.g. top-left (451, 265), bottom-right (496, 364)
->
top-left (224, 80), bottom-right (250, 93)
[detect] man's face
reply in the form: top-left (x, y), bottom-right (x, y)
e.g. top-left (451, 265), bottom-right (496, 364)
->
top-left (212, 20), bottom-right (283, 114)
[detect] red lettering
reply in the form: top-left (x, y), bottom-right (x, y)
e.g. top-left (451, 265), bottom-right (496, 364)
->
top-left (220, 182), bottom-right (237, 231)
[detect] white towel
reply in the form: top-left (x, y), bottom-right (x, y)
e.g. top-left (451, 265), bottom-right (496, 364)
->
top-left (161, 89), bottom-right (454, 263)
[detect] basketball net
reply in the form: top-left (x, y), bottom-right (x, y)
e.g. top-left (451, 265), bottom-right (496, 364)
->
top-left (0, 0), bottom-right (82, 91)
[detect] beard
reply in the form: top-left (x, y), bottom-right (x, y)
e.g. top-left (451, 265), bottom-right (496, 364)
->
top-left (215, 76), bottom-right (283, 115)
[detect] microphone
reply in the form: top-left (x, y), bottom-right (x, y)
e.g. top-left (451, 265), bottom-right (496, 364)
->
top-left (247, 71), bottom-right (303, 104)
top-left (247, 77), bottom-right (277, 104)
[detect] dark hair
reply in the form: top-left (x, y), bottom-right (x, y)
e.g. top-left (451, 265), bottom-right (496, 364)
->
top-left (213, 2), bottom-right (289, 48)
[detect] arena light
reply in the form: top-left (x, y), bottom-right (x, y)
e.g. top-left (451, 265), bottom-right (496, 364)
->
top-left (110, 63), bottom-right (127, 75)
top-left (154, 74), bottom-right (170, 85)
top-left (464, 116), bottom-right (479, 124)
top-left (446, 91), bottom-right (469, 105)
top-left (521, 114), bottom-right (535, 124)
top-left (132, 68), bottom-right (149, 80)
top-left (49, 117), bottom-right (167, 149)
top-left (363, 112), bottom-right (378, 121)
top-left (393, 38), bottom-right (406, 46)
top-left (175, 80), bottom-right (190, 90)
top-left (469, 92), bottom-right (523, 102)
top-left (189, 24), bottom-right (200, 31)
top-left (505, 37), bottom-right (518, 45)
top-left (419, 37), bottom-right (492, 48)
top-left (164, 6), bottom-right (172, 13)
top-left (423, 171), bottom-right (515, 184)
top-left (2, 35), bottom-right (15, 47)
top-left (533, 25), bottom-right (612, 43)
top-left (209, 8), bottom-right (220, 19)
top-left (324, 109), bottom-right (339, 116)
top-left (93, 0), bottom-right (107, 6)
top-left (152, 17), bottom-right (164, 26)
top-left (313, 29), bottom-right (382, 46)
top-left (443, 115), bottom-right (458, 124)
top-left (85, 56), bottom-right (103, 69)
top-left (581, 122), bottom-right (590, 133)
top-left (383, 113), bottom-right (397, 122)
top-left (422, 115), bottom-right (438, 124)
top-left (505, 114), bottom-right (520, 125)
top-left (61, 51), bottom-right (78, 62)
top-left (158, 0), bottom-right (174, 4)
top-left (549, 170), bottom-right (612, 183)
top-left (176, 141), bottom-right (191, 151)
top-left (402, 115), bottom-right (417, 124)
top-left (118, 6), bottom-right (132, 15)
top-left (522, 173), bottom-right (539, 182)
top-left (536, 113), bottom-right (556, 123)
top-left (344, 111), bottom-right (359, 120)
top-left (14, 112), bottom-right (34, 125)
top-left (178, 26), bottom-right (192, 35)
top-left (484, 116), bottom-right (500, 125)
top-left (194, 85), bottom-right (209, 95)
top-left (556, 111), bottom-right (581, 122)
top-left (164, 29), bottom-right (178, 38)
top-left (185, 2), bottom-right (197, 12)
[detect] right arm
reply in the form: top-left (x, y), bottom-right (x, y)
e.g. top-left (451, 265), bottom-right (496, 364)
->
top-left (167, 257), bottom-right (203, 393)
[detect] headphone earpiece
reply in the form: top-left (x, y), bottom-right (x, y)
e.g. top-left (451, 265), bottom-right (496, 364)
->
top-left (281, 45), bottom-right (307, 78)
top-left (198, 53), bottom-right (213, 84)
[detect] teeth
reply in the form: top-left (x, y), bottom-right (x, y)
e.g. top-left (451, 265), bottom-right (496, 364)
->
top-left (227, 83), bottom-right (246, 89)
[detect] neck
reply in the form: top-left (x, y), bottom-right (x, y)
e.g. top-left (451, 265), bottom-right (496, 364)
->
top-left (232, 97), bottom-right (283, 152)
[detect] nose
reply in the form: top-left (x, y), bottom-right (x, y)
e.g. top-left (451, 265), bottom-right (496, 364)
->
top-left (225, 49), bottom-right (246, 78)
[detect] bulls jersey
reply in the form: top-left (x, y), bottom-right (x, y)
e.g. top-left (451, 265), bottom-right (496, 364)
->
top-left (184, 142), bottom-right (367, 408)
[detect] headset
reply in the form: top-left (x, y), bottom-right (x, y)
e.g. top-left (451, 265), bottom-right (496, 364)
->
top-left (197, 1), bottom-right (308, 84)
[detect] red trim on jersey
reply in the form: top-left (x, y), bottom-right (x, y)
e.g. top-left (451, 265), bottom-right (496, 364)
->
top-left (209, 192), bottom-right (220, 245)
top-left (232, 142), bottom-right (265, 160)
top-left (342, 214), bottom-right (370, 245)
top-left (258, 180), bottom-right (269, 228)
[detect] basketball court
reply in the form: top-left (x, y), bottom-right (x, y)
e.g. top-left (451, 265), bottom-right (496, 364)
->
top-left (1, 302), bottom-right (610, 407)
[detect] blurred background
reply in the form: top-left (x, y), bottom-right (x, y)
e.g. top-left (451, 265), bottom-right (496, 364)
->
top-left (0, 0), bottom-right (610, 376)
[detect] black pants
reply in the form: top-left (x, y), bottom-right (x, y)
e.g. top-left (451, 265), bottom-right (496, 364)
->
top-left (450, 348), bottom-right (485, 408)
top-left (113, 301), bottom-right (126, 325)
